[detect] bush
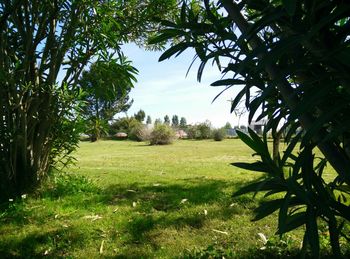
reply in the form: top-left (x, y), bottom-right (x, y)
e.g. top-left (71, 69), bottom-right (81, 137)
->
top-left (212, 128), bottom-right (226, 141)
top-left (187, 125), bottom-right (201, 139)
top-left (197, 121), bottom-right (212, 139)
top-left (129, 125), bottom-right (152, 142)
top-left (150, 124), bottom-right (175, 145)
top-left (109, 117), bottom-right (141, 136)
top-left (187, 121), bottom-right (212, 140)
top-left (128, 123), bottom-right (144, 141)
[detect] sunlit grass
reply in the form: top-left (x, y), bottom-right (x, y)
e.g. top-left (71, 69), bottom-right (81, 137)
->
top-left (0, 139), bottom-right (337, 258)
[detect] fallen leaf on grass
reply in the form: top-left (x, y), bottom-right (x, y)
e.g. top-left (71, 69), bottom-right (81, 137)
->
top-left (257, 232), bottom-right (267, 244)
top-left (180, 199), bottom-right (188, 204)
top-left (153, 183), bottom-right (161, 187)
top-left (83, 215), bottom-right (103, 221)
top-left (127, 189), bottom-right (137, 193)
top-left (132, 202), bottom-right (137, 207)
top-left (212, 229), bottom-right (228, 235)
top-left (99, 240), bottom-right (105, 254)
top-left (204, 209), bottom-right (208, 216)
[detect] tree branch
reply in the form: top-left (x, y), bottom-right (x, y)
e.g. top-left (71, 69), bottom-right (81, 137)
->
top-left (221, 0), bottom-right (350, 185)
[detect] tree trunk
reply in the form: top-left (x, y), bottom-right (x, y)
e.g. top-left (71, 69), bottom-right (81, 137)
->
top-left (272, 130), bottom-right (282, 163)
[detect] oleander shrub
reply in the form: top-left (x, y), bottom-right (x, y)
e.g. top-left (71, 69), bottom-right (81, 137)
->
top-left (130, 125), bottom-right (152, 142)
top-left (212, 128), bottom-right (226, 141)
top-left (149, 124), bottom-right (175, 145)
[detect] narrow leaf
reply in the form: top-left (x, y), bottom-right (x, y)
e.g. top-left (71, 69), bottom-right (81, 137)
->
top-left (253, 199), bottom-right (285, 221)
top-left (282, 0), bottom-right (297, 16)
top-left (210, 79), bottom-right (245, 87)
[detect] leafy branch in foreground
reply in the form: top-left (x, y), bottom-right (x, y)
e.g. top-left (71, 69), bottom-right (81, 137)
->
top-left (150, 0), bottom-right (350, 257)
top-left (0, 0), bottom-right (178, 202)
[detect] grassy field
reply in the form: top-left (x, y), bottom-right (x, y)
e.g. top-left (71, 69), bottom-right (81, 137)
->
top-left (0, 139), bottom-right (327, 258)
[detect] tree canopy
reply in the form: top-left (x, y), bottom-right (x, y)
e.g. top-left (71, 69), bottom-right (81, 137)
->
top-left (164, 115), bottom-right (170, 125)
top-left (172, 115), bottom-right (179, 127)
top-left (0, 0), bottom-right (178, 201)
top-left (79, 58), bottom-right (137, 140)
top-left (134, 109), bottom-right (146, 122)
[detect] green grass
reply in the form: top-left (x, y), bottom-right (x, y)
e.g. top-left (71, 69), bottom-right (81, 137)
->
top-left (0, 139), bottom-right (333, 258)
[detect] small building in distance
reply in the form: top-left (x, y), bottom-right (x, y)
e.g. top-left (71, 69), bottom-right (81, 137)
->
top-left (175, 129), bottom-right (188, 139)
top-left (226, 128), bottom-right (237, 137)
top-left (249, 119), bottom-right (267, 135)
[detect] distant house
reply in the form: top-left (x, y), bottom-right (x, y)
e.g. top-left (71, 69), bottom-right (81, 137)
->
top-left (226, 128), bottom-right (237, 137)
top-left (249, 119), bottom-right (267, 135)
top-left (175, 129), bottom-right (188, 139)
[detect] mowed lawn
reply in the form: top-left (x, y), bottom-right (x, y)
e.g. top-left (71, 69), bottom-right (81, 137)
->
top-left (1, 139), bottom-right (306, 258)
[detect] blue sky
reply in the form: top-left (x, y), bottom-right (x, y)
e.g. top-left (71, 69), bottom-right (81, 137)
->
top-left (119, 43), bottom-right (248, 128)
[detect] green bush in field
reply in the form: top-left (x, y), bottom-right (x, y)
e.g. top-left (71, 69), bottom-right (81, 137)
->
top-left (150, 124), bottom-right (175, 145)
top-left (130, 125), bottom-right (152, 142)
top-left (212, 128), bottom-right (226, 141)
top-left (186, 125), bottom-right (201, 139)
top-left (109, 117), bottom-right (142, 140)
top-left (187, 121), bottom-right (212, 140)
top-left (128, 123), bottom-right (144, 141)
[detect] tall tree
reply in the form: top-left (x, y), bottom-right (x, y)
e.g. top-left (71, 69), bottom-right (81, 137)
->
top-left (0, 0), bottom-right (178, 201)
top-left (154, 118), bottom-right (162, 125)
top-left (134, 109), bottom-right (146, 122)
top-left (79, 58), bottom-right (137, 140)
top-left (171, 115), bottom-right (179, 127)
top-left (224, 122), bottom-right (232, 129)
top-left (164, 115), bottom-right (170, 125)
top-left (179, 117), bottom-right (187, 129)
top-left (146, 115), bottom-right (152, 124)
top-left (151, 0), bottom-right (350, 256)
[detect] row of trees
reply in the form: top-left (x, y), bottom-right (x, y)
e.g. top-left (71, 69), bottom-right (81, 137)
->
top-left (131, 112), bottom-right (188, 128)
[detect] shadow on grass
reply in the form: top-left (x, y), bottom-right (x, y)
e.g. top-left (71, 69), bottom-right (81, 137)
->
top-left (0, 226), bottom-right (87, 258)
top-left (0, 175), bottom-right (260, 258)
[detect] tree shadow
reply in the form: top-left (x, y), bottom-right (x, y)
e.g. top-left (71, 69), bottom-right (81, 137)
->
top-left (0, 226), bottom-right (87, 258)
top-left (0, 176), bottom-right (261, 258)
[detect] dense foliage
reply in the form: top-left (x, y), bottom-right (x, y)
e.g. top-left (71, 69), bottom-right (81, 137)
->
top-left (212, 128), bottom-right (226, 141)
top-left (187, 121), bottom-right (212, 140)
top-left (0, 0), bottom-right (177, 202)
top-left (134, 109), bottom-right (146, 122)
top-left (151, 0), bottom-right (350, 257)
top-left (150, 124), bottom-right (175, 145)
top-left (79, 58), bottom-right (137, 141)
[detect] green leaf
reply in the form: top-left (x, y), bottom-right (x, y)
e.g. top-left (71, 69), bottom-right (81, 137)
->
top-left (233, 178), bottom-right (286, 197)
top-left (148, 29), bottom-right (185, 44)
top-left (180, 1), bottom-right (186, 23)
top-left (210, 79), bottom-right (245, 86)
top-left (230, 87), bottom-right (246, 113)
top-left (277, 211), bottom-right (306, 234)
top-left (158, 43), bottom-right (190, 61)
top-left (247, 127), bottom-right (268, 156)
top-left (236, 130), bottom-right (256, 152)
top-left (232, 162), bottom-right (269, 173)
top-left (278, 193), bottom-right (291, 235)
top-left (282, 0), bottom-right (297, 16)
top-left (281, 131), bottom-right (302, 166)
top-left (253, 198), bottom-right (285, 221)
top-left (306, 207), bottom-right (320, 258)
